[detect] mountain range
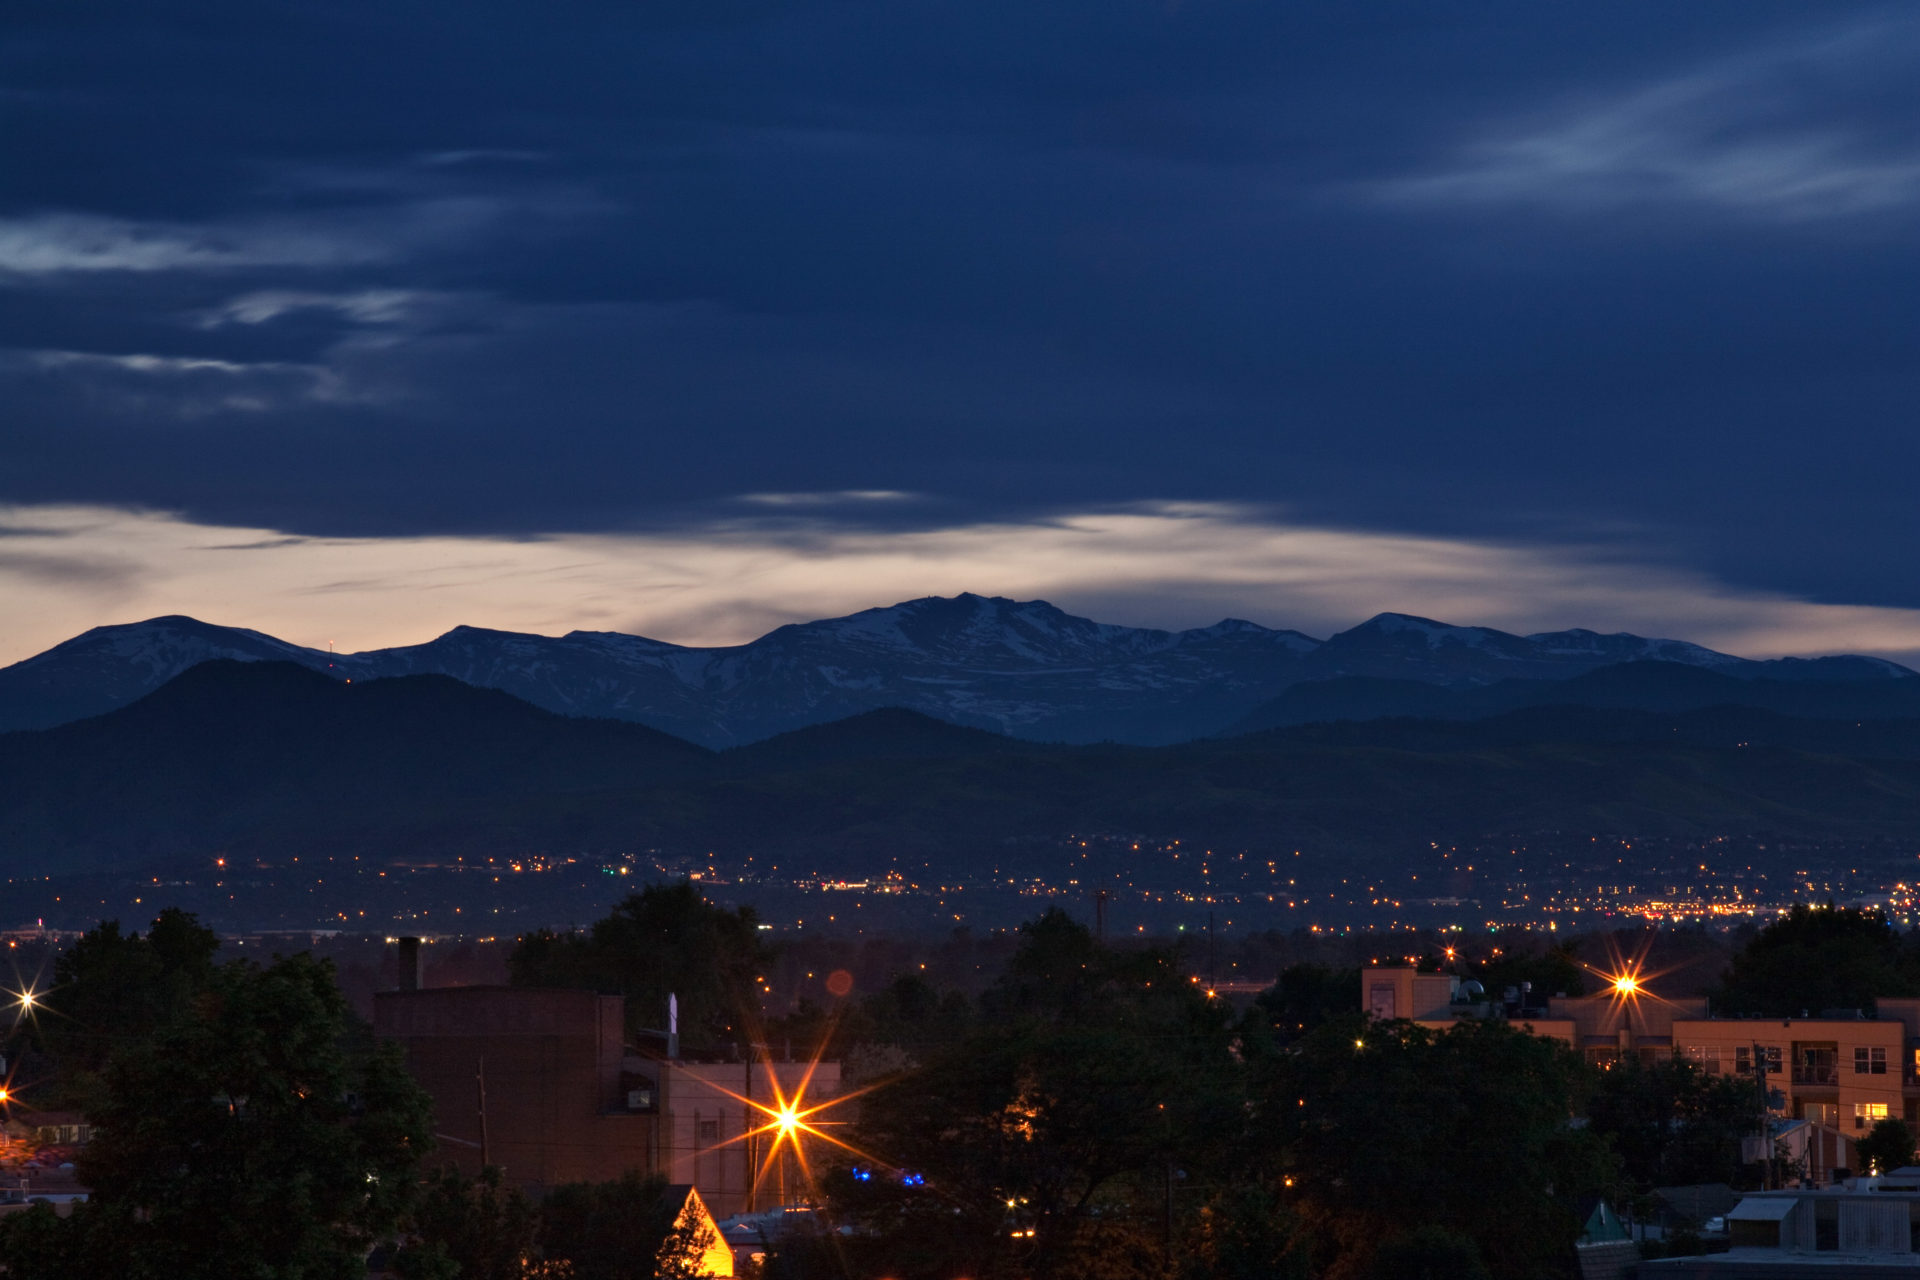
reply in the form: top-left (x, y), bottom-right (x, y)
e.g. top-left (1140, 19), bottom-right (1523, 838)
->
top-left (2, 595), bottom-right (1913, 746)
top-left (7, 659), bottom-right (1920, 879)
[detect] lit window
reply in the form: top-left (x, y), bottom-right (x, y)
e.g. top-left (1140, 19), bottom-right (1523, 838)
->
top-left (1855, 1103), bottom-right (1890, 1129)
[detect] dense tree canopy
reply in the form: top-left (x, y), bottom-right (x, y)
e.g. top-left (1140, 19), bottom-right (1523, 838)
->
top-left (1259, 1016), bottom-right (1615, 1280)
top-left (1857, 1119), bottom-right (1919, 1178)
top-left (831, 908), bottom-right (1243, 1280)
top-left (33, 908), bottom-right (220, 1107)
top-left (538, 1172), bottom-right (721, 1280)
top-left (391, 1166), bottom-right (540, 1280)
top-left (1251, 963), bottom-right (1359, 1044)
top-left (0, 949), bottom-right (436, 1280)
top-left (1584, 1057), bottom-right (1764, 1188)
top-left (1717, 904), bottom-right (1920, 1016)
top-left (509, 881), bottom-right (765, 1051)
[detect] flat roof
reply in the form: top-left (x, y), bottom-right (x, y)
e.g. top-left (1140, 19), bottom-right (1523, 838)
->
top-left (1645, 1251), bottom-right (1920, 1270)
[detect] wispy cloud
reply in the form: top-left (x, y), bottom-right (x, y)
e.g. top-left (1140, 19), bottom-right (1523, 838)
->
top-left (0, 212), bottom-right (390, 275)
top-left (734, 490), bottom-right (922, 507)
top-left (6, 502), bottom-right (1920, 670)
top-left (417, 149), bottom-right (549, 168)
top-left (196, 537), bottom-right (314, 551)
top-left (0, 197), bottom-right (546, 277)
top-left (0, 546), bottom-right (139, 594)
top-left (194, 289), bottom-right (434, 328)
top-left (6, 348), bottom-right (368, 416)
top-left (1375, 15), bottom-right (1920, 222)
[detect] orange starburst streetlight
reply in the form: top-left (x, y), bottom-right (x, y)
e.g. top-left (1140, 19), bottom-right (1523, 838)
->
top-left (5, 984), bottom-right (37, 1022)
top-left (695, 1044), bottom-right (896, 1211)
top-left (1576, 933), bottom-right (1688, 1054)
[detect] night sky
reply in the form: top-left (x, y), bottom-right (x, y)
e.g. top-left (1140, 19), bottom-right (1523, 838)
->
top-left (4, 1), bottom-right (1918, 664)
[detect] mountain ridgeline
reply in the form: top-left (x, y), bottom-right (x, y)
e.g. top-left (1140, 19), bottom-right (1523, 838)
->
top-left (1, 594), bottom-right (1912, 747)
top-left (6, 658), bottom-right (1920, 878)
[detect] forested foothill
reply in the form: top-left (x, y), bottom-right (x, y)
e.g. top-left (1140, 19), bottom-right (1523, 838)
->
top-left (3, 895), bottom-right (1917, 1278)
top-left (11, 659), bottom-right (1920, 886)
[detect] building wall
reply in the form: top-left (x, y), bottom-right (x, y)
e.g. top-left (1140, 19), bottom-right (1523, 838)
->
top-left (1363, 968), bottom-right (1457, 1022)
top-left (663, 1061), bottom-right (844, 1219)
top-left (374, 986), bottom-right (659, 1194)
top-left (1674, 1018), bottom-right (1908, 1133)
top-left (376, 986), bottom-right (847, 1215)
top-left (1363, 967), bottom-right (1920, 1132)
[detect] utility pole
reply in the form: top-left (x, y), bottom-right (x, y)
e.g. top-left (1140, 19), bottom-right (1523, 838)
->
top-left (1164, 1160), bottom-right (1174, 1253)
top-left (476, 1053), bottom-right (490, 1168)
top-left (1207, 910), bottom-right (1216, 991)
top-left (744, 1048), bottom-right (756, 1214)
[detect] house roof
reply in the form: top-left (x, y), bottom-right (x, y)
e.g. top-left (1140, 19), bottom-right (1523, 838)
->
top-left (1575, 1196), bottom-right (1629, 1243)
top-left (27, 1111), bottom-right (86, 1127)
top-left (1654, 1184), bottom-right (1740, 1223)
top-left (1728, 1198), bottom-right (1798, 1222)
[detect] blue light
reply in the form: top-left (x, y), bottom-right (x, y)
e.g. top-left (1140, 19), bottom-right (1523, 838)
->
top-left (852, 1167), bottom-right (872, 1182)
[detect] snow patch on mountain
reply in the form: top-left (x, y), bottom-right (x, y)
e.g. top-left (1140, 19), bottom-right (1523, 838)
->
top-left (3, 595), bottom-right (1912, 745)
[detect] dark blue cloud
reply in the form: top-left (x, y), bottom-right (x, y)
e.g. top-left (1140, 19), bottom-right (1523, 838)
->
top-left (2, 0), bottom-right (1917, 608)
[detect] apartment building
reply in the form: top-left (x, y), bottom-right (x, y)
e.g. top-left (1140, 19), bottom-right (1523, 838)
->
top-left (1363, 966), bottom-right (1920, 1134)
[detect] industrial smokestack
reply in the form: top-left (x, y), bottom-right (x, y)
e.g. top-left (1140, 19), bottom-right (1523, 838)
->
top-left (398, 936), bottom-right (423, 992)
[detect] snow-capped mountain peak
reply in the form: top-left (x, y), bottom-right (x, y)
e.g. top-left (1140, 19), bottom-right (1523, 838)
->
top-left (2, 595), bottom-right (1911, 746)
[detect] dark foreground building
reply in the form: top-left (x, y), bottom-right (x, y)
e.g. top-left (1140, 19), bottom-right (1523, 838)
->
top-left (375, 974), bottom-right (840, 1214)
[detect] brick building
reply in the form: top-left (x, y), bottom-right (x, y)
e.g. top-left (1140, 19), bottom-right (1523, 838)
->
top-left (374, 981), bottom-right (839, 1215)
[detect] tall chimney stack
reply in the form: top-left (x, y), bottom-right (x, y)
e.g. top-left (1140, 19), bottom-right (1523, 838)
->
top-left (398, 936), bottom-right (423, 992)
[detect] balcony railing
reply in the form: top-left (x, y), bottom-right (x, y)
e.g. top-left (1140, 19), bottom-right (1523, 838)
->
top-left (1792, 1065), bottom-right (1838, 1085)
